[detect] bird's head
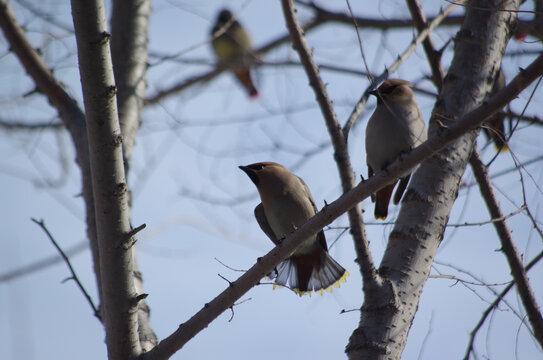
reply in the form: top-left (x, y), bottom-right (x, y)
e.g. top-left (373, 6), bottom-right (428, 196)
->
top-left (370, 79), bottom-right (415, 104)
top-left (239, 162), bottom-right (289, 187)
top-left (217, 9), bottom-right (233, 24)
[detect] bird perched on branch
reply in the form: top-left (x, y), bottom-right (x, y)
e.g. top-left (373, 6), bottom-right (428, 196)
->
top-left (239, 162), bottom-right (348, 296)
top-left (211, 9), bottom-right (258, 98)
top-left (365, 79), bottom-right (428, 220)
top-left (482, 68), bottom-right (508, 152)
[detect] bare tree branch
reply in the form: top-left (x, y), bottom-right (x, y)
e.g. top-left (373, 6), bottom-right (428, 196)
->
top-left (31, 218), bottom-right (101, 321)
top-left (143, 2), bottom-right (542, 107)
top-left (144, 17), bottom-right (320, 105)
top-left (404, 4), bottom-right (543, 349)
top-left (342, 0), bottom-right (464, 136)
top-left (469, 148), bottom-right (543, 349)
top-left (0, 241), bottom-right (87, 282)
top-left (0, 0), bottom-right (101, 306)
top-left (406, 0), bottom-right (445, 90)
top-left (347, 1), bottom-right (523, 357)
top-left (463, 249), bottom-right (543, 360)
top-left (0, 118), bottom-right (64, 130)
top-left (296, 0), bottom-right (465, 30)
top-left (141, 44), bottom-right (543, 360)
top-left (280, 0), bottom-right (377, 287)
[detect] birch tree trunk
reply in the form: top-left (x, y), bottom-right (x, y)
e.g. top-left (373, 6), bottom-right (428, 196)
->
top-left (109, 0), bottom-right (156, 350)
top-left (71, 0), bottom-right (142, 358)
top-left (346, 1), bottom-right (520, 358)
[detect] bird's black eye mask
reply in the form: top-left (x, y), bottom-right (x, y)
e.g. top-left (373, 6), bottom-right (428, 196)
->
top-left (380, 85), bottom-right (397, 94)
top-left (371, 85), bottom-right (397, 104)
top-left (239, 165), bottom-right (264, 185)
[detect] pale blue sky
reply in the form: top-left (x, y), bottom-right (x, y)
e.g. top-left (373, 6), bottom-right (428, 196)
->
top-left (1, 1), bottom-right (542, 359)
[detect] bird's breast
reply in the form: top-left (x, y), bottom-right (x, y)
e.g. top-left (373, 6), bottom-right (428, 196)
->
top-left (366, 103), bottom-right (426, 171)
top-left (262, 194), bottom-right (318, 253)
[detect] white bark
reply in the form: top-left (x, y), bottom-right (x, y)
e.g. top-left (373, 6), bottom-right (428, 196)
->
top-left (346, 1), bottom-right (520, 358)
top-left (71, 0), bottom-right (141, 358)
top-left (110, 0), bottom-right (156, 350)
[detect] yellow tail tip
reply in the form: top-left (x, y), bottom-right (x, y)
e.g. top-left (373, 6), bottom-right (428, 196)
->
top-left (375, 215), bottom-right (387, 220)
top-left (493, 143), bottom-right (509, 153)
top-left (276, 271), bottom-right (350, 297)
top-left (324, 270), bottom-right (350, 293)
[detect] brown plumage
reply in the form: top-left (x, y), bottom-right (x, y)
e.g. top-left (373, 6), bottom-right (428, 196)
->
top-left (211, 9), bottom-right (258, 97)
top-left (366, 79), bottom-right (428, 220)
top-left (239, 162), bottom-right (348, 296)
top-left (482, 68), bottom-right (508, 152)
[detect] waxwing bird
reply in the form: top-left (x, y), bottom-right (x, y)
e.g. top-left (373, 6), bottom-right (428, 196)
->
top-left (211, 9), bottom-right (258, 98)
top-left (482, 68), bottom-right (508, 152)
top-left (239, 162), bottom-right (348, 296)
top-left (366, 79), bottom-right (428, 220)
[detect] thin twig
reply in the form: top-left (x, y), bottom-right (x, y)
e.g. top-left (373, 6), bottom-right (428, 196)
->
top-left (342, 0), bottom-right (465, 136)
top-left (215, 258), bottom-right (247, 273)
top-left (469, 149), bottom-right (543, 350)
top-left (144, 17), bottom-right (321, 105)
top-left (280, 0), bottom-right (377, 286)
top-left (0, 240), bottom-right (88, 282)
top-left (31, 218), bottom-right (101, 321)
top-left (406, 0), bottom-right (445, 90)
top-left (140, 52), bottom-right (543, 360)
top-left (463, 249), bottom-right (543, 360)
top-left (345, 0), bottom-right (374, 86)
top-left (0, 118), bottom-right (64, 130)
top-left (402, 2), bottom-right (543, 350)
top-left (126, 223), bottom-right (146, 239)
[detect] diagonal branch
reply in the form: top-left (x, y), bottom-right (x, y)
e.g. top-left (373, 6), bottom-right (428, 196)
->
top-left (31, 218), bottom-right (101, 321)
top-left (342, 0), bottom-right (465, 136)
top-left (144, 17), bottom-right (321, 105)
top-left (469, 148), bottom-right (543, 349)
top-left (296, 0), bottom-right (465, 30)
top-left (463, 249), bottom-right (543, 360)
top-left (407, 0), bottom-right (543, 349)
top-left (140, 47), bottom-right (543, 360)
top-left (406, 0), bottom-right (445, 90)
top-left (280, 0), bottom-right (377, 287)
top-left (0, 0), bottom-right (102, 307)
top-left (144, 5), bottom-right (464, 106)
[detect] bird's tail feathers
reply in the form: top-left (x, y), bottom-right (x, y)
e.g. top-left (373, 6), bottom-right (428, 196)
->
top-left (375, 182), bottom-right (397, 220)
top-left (270, 251), bottom-right (348, 297)
top-left (234, 69), bottom-right (258, 98)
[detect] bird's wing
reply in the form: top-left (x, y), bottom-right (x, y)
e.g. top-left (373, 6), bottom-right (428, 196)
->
top-left (393, 174), bottom-right (411, 205)
top-left (296, 176), bottom-right (328, 250)
top-left (254, 203), bottom-right (280, 245)
top-left (368, 165), bottom-right (376, 202)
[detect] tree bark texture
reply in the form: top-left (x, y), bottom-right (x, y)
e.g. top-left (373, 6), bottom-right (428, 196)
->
top-left (110, 0), bottom-right (157, 350)
top-left (346, 1), bottom-right (520, 359)
top-left (110, 0), bottom-right (150, 167)
top-left (71, 0), bottom-right (142, 358)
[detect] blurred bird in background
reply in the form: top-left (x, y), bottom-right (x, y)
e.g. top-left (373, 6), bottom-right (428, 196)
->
top-left (239, 162), bottom-right (348, 296)
top-left (365, 79), bottom-right (428, 220)
top-left (211, 9), bottom-right (258, 98)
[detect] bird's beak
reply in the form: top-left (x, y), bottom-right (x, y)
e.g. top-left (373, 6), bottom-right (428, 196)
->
top-left (369, 89), bottom-right (378, 97)
top-left (239, 165), bottom-right (259, 185)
